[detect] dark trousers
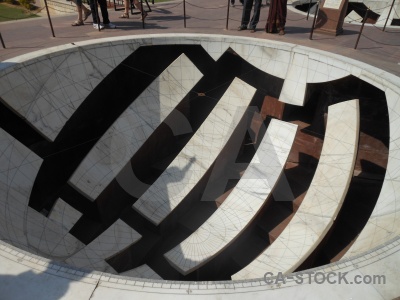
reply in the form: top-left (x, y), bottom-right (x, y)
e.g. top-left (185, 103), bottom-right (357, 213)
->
top-left (241, 0), bottom-right (262, 29)
top-left (88, 0), bottom-right (110, 24)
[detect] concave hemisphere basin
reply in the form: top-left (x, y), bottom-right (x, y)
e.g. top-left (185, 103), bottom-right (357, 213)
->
top-left (0, 34), bottom-right (399, 298)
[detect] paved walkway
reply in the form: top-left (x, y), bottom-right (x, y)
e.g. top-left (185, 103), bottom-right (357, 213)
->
top-left (0, 0), bottom-right (400, 76)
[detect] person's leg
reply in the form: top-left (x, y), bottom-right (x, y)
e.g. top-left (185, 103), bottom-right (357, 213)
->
top-left (82, 2), bottom-right (92, 21)
top-left (120, 0), bottom-right (129, 18)
top-left (265, 0), bottom-right (277, 33)
top-left (277, 0), bottom-right (287, 34)
top-left (77, 4), bottom-right (83, 21)
top-left (82, 4), bottom-right (90, 13)
top-left (71, 0), bottom-right (84, 25)
top-left (97, 0), bottom-right (116, 28)
top-left (87, 0), bottom-right (104, 29)
top-left (249, 0), bottom-right (261, 30)
top-left (97, 0), bottom-right (109, 24)
top-left (239, 0), bottom-right (253, 29)
top-left (87, 0), bottom-right (99, 24)
top-left (133, 0), bottom-right (147, 19)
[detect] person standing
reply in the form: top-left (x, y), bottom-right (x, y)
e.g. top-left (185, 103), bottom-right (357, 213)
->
top-left (119, 0), bottom-right (147, 20)
top-left (265, 0), bottom-right (287, 35)
top-left (88, 0), bottom-right (117, 29)
top-left (71, 0), bottom-right (91, 26)
top-left (237, 0), bottom-right (262, 33)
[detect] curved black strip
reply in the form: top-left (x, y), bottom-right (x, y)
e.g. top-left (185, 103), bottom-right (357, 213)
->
top-left (0, 99), bottom-right (50, 151)
top-left (296, 76), bottom-right (389, 270)
top-left (28, 45), bottom-right (217, 213)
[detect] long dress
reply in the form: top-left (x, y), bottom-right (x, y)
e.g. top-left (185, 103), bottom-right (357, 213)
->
top-left (265, 0), bottom-right (288, 33)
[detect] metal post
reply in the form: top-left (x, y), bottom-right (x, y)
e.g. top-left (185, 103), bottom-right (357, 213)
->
top-left (141, 0), bottom-right (145, 28)
top-left (306, 0), bottom-right (312, 20)
top-left (0, 33), bottom-right (5, 49)
top-left (355, 8), bottom-right (369, 49)
top-left (183, 0), bottom-right (186, 28)
top-left (226, 0), bottom-right (230, 30)
top-left (383, 0), bottom-right (396, 32)
top-left (309, 0), bottom-right (319, 40)
top-left (43, 0), bottom-right (55, 37)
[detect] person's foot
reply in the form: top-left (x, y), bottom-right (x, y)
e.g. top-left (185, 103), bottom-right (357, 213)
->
top-left (237, 25), bottom-right (247, 31)
top-left (278, 29), bottom-right (285, 35)
top-left (230, 0), bottom-right (235, 6)
top-left (72, 20), bottom-right (84, 26)
top-left (119, 12), bottom-right (129, 18)
top-left (250, 28), bottom-right (256, 33)
top-left (83, 10), bottom-right (92, 21)
top-left (93, 23), bottom-right (104, 29)
top-left (104, 22), bottom-right (116, 29)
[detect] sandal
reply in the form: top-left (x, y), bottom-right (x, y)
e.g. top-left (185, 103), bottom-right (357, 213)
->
top-left (71, 20), bottom-right (84, 26)
top-left (119, 12), bottom-right (129, 19)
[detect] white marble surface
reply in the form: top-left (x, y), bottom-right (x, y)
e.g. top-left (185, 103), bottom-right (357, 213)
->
top-left (120, 264), bottom-right (162, 280)
top-left (133, 77), bottom-right (257, 225)
top-left (342, 1), bottom-right (398, 26)
top-left (25, 198), bottom-right (84, 259)
top-left (232, 99), bottom-right (360, 280)
top-left (200, 40), bottom-right (229, 61)
top-left (69, 54), bottom-right (203, 201)
top-left (230, 42), bottom-right (292, 80)
top-left (48, 198), bottom-right (82, 231)
top-left (345, 10), bottom-right (364, 23)
top-left (0, 42), bottom-right (138, 141)
top-left (0, 128), bottom-right (85, 259)
top-left (65, 219), bottom-right (141, 273)
top-left (0, 128), bottom-right (41, 250)
top-left (1, 235), bottom-right (399, 299)
top-left (289, 0), bottom-right (399, 26)
top-left (279, 52), bottom-right (309, 106)
top-left (0, 241), bottom-right (98, 300)
top-left (0, 33), bottom-right (367, 124)
top-left (343, 86), bottom-right (400, 259)
top-left (26, 207), bottom-right (85, 259)
top-left (376, 3), bottom-right (400, 25)
top-left (306, 51), bottom-right (350, 83)
top-left (164, 119), bottom-right (297, 275)
top-left (229, 40), bottom-right (351, 106)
